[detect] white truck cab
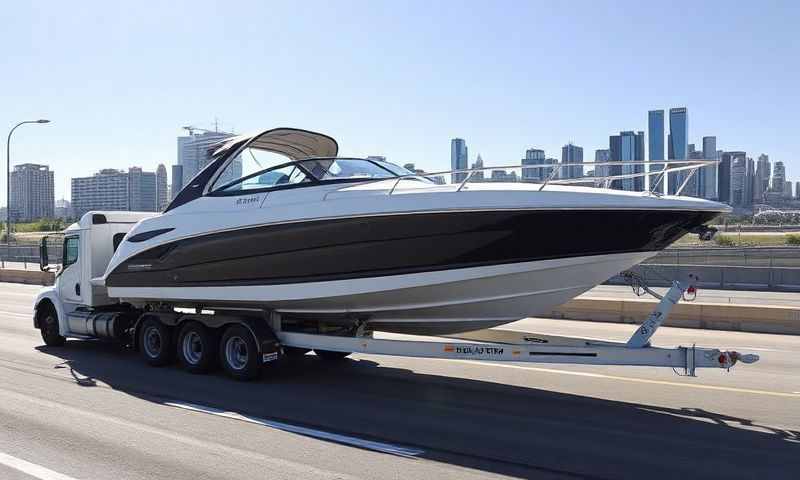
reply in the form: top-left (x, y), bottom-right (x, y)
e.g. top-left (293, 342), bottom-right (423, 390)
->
top-left (34, 211), bottom-right (157, 339)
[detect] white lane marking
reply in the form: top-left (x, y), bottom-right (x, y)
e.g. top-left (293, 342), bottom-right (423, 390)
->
top-left (0, 309), bottom-right (31, 318)
top-left (165, 401), bottom-right (424, 458)
top-left (449, 360), bottom-right (800, 398)
top-left (0, 389), bottom-right (359, 480)
top-left (0, 452), bottom-right (79, 480)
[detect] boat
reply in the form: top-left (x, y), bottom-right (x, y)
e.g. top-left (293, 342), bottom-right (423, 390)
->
top-left (101, 127), bottom-right (729, 335)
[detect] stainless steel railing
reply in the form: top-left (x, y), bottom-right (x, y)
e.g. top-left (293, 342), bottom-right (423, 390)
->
top-left (384, 159), bottom-right (716, 196)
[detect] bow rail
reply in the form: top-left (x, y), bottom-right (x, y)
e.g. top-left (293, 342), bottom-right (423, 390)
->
top-left (387, 159), bottom-right (716, 196)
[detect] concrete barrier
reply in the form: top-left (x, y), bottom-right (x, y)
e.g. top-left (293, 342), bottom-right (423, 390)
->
top-left (0, 269), bottom-right (54, 286)
top-left (607, 264), bottom-right (800, 292)
top-left (550, 297), bottom-right (800, 335)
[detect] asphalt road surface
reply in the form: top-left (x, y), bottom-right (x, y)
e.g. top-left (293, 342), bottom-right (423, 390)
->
top-left (0, 282), bottom-right (798, 479)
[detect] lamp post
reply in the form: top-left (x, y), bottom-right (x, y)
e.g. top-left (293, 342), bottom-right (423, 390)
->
top-left (5, 119), bottom-right (50, 257)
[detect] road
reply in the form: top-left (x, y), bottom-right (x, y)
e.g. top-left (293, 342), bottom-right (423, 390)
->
top-left (0, 282), bottom-right (797, 479)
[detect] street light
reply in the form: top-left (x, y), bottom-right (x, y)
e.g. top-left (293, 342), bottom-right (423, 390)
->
top-left (5, 119), bottom-right (50, 257)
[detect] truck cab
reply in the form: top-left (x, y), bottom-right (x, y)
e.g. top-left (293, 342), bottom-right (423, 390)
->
top-left (34, 211), bottom-right (157, 340)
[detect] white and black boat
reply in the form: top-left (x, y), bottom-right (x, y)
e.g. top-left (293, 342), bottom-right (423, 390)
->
top-left (101, 128), bottom-right (728, 334)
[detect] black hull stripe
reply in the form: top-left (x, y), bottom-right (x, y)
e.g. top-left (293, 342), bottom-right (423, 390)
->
top-left (106, 209), bottom-right (719, 288)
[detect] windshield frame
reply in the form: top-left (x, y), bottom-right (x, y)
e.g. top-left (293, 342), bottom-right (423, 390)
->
top-left (207, 157), bottom-right (410, 197)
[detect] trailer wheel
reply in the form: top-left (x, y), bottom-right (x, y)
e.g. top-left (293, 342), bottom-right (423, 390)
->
top-left (219, 325), bottom-right (260, 381)
top-left (38, 304), bottom-right (66, 347)
top-left (314, 349), bottom-right (352, 361)
top-left (139, 318), bottom-right (174, 367)
top-left (177, 322), bottom-right (217, 374)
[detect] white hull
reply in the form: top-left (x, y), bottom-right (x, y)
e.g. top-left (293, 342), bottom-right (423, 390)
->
top-left (109, 251), bottom-right (655, 334)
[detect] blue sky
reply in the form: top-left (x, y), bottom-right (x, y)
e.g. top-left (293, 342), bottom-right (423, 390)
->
top-left (2, 0), bottom-right (798, 201)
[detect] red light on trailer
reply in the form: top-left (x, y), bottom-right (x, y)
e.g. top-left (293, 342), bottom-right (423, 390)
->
top-left (718, 354), bottom-right (727, 365)
top-left (687, 286), bottom-right (697, 295)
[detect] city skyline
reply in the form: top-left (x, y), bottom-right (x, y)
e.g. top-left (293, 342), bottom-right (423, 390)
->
top-left (6, 104), bottom-right (796, 206)
top-left (1, 1), bottom-right (798, 203)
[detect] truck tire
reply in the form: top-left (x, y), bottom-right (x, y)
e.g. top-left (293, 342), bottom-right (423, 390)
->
top-left (219, 325), bottom-right (261, 381)
top-left (314, 349), bottom-right (352, 361)
top-left (177, 321), bottom-right (217, 374)
top-left (139, 318), bottom-right (174, 367)
top-left (38, 304), bottom-right (66, 347)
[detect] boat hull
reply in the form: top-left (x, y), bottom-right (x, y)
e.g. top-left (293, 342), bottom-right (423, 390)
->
top-left (109, 251), bottom-right (654, 334)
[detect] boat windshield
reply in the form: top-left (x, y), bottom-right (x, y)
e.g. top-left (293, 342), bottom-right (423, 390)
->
top-left (210, 157), bottom-right (419, 194)
top-left (297, 158), bottom-right (403, 181)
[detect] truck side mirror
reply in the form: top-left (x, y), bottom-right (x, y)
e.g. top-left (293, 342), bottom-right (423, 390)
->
top-left (39, 237), bottom-right (49, 272)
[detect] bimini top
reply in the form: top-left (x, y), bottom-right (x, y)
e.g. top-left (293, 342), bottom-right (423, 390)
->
top-left (212, 127), bottom-right (338, 160)
top-left (167, 127), bottom-right (339, 211)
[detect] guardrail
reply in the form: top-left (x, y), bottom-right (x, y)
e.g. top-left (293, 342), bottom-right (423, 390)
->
top-left (643, 246), bottom-right (800, 268)
top-left (0, 244), bottom-right (62, 267)
top-left (609, 263), bottom-right (800, 292)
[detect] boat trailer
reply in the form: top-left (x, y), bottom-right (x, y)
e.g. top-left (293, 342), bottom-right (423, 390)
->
top-left (273, 274), bottom-right (759, 376)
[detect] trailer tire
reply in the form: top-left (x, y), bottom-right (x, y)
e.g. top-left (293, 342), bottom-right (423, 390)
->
top-left (139, 318), bottom-right (174, 367)
top-left (177, 322), bottom-right (217, 374)
top-left (314, 349), bottom-right (351, 361)
top-left (38, 304), bottom-right (66, 347)
top-left (219, 325), bottom-right (260, 381)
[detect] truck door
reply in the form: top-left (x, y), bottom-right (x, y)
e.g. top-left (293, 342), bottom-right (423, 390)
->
top-left (59, 235), bottom-right (83, 304)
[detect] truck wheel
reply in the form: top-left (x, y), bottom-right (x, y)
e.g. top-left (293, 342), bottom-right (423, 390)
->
top-left (177, 322), bottom-right (217, 374)
top-left (39, 305), bottom-right (66, 347)
top-left (314, 349), bottom-right (352, 361)
top-left (219, 325), bottom-right (260, 381)
top-left (139, 318), bottom-right (174, 367)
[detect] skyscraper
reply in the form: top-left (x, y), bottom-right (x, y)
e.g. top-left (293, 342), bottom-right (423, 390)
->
top-left (9, 163), bottom-right (54, 221)
top-left (647, 110), bottom-right (665, 193)
top-left (450, 138), bottom-right (468, 183)
top-left (667, 107), bottom-right (688, 195)
top-left (745, 157), bottom-right (755, 206)
top-left (718, 152), bottom-right (733, 204)
top-left (522, 148), bottom-right (545, 181)
top-left (171, 165), bottom-right (184, 200)
top-left (608, 132), bottom-right (644, 191)
top-left (796, 182), bottom-right (800, 200)
top-left (156, 164), bottom-right (168, 211)
top-left (685, 147), bottom-right (704, 197)
top-left (177, 130), bottom-right (236, 186)
top-left (755, 154), bottom-right (771, 202)
top-left (561, 143), bottom-right (583, 179)
top-left (701, 136), bottom-right (718, 200)
top-left (594, 149), bottom-right (610, 179)
top-left (128, 167), bottom-right (157, 212)
top-left (470, 154), bottom-right (485, 182)
top-left (727, 152), bottom-right (748, 207)
top-left (772, 161), bottom-right (786, 193)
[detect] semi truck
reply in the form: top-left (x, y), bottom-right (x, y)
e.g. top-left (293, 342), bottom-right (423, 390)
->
top-left (32, 211), bottom-right (758, 381)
